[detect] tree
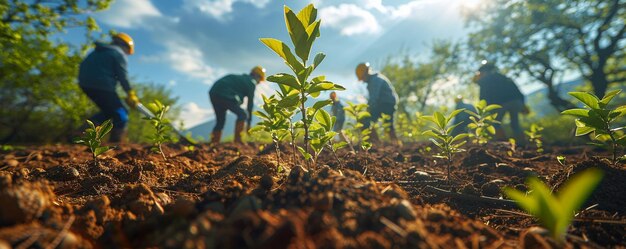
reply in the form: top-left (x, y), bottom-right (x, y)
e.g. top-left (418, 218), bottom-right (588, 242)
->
top-left (465, 0), bottom-right (626, 100)
top-left (0, 0), bottom-right (112, 143)
top-left (382, 40), bottom-right (465, 117)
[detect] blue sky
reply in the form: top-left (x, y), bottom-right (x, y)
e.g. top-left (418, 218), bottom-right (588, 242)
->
top-left (74, 0), bottom-right (486, 128)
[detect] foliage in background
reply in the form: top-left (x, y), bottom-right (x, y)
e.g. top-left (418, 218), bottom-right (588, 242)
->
top-left (395, 112), bottom-right (425, 143)
top-left (0, 0), bottom-right (111, 143)
top-left (381, 41), bottom-right (468, 116)
top-left (251, 95), bottom-right (292, 171)
top-left (503, 168), bottom-right (603, 243)
top-left (465, 100), bottom-right (501, 144)
top-left (422, 110), bottom-right (468, 181)
top-left (74, 119), bottom-right (113, 163)
top-left (343, 102), bottom-right (372, 152)
top-left (525, 123), bottom-right (544, 153)
top-left (465, 0), bottom-right (626, 100)
top-left (259, 3), bottom-right (345, 166)
top-left (562, 90), bottom-right (626, 163)
top-left (143, 100), bottom-right (174, 160)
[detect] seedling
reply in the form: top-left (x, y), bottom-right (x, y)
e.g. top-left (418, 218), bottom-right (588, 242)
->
top-left (74, 119), bottom-right (114, 163)
top-left (343, 102), bottom-right (372, 152)
top-left (308, 109), bottom-right (338, 164)
top-left (503, 168), bottom-right (603, 243)
top-left (465, 100), bottom-right (501, 144)
top-left (561, 90), bottom-right (626, 163)
top-left (422, 110), bottom-right (468, 182)
top-left (143, 100), bottom-right (173, 160)
top-left (251, 95), bottom-right (291, 171)
top-left (260, 3), bottom-right (345, 167)
top-left (525, 123), bottom-right (544, 153)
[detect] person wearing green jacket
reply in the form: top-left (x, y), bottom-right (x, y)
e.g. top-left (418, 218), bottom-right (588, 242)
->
top-left (356, 62), bottom-right (399, 143)
top-left (208, 66), bottom-right (265, 144)
top-left (78, 33), bottom-right (139, 143)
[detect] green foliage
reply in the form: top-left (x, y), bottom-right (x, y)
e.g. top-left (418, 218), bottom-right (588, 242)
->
top-left (465, 100), bottom-right (501, 144)
top-left (395, 112), bottom-right (427, 142)
top-left (259, 4), bottom-right (344, 166)
top-left (525, 123), bottom-right (544, 153)
top-left (561, 90), bottom-right (626, 163)
top-left (503, 168), bottom-right (603, 242)
top-left (343, 102), bottom-right (372, 152)
top-left (0, 1), bottom-right (111, 143)
top-left (143, 100), bottom-right (173, 160)
top-left (74, 119), bottom-right (114, 162)
top-left (422, 110), bottom-right (468, 181)
top-left (251, 95), bottom-right (292, 171)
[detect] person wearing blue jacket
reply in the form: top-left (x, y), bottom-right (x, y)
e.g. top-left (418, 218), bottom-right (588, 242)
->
top-left (330, 91), bottom-right (345, 132)
top-left (355, 62), bottom-right (399, 143)
top-left (78, 33), bottom-right (138, 142)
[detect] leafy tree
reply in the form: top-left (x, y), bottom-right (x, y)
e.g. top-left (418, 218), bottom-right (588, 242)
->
top-left (382, 40), bottom-right (465, 117)
top-left (0, 0), bottom-right (112, 143)
top-left (465, 0), bottom-right (626, 100)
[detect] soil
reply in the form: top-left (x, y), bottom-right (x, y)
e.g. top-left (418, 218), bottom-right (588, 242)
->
top-left (0, 141), bottom-right (624, 248)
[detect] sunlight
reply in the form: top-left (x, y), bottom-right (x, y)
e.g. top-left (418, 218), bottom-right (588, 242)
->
top-left (460, 0), bottom-right (483, 9)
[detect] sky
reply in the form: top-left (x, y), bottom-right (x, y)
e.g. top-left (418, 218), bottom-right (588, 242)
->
top-left (70, 0), bottom-right (487, 128)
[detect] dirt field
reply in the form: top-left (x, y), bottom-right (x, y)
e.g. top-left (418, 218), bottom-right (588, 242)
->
top-left (0, 142), bottom-right (624, 248)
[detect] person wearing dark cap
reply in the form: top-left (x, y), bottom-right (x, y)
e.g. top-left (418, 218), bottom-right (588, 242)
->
top-left (473, 61), bottom-right (528, 140)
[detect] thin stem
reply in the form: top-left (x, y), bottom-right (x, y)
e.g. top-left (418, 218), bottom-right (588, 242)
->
top-left (274, 139), bottom-right (281, 171)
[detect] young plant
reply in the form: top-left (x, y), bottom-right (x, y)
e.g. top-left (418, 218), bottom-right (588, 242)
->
top-left (143, 100), bottom-right (173, 160)
top-left (422, 110), bottom-right (468, 182)
top-left (74, 119), bottom-right (114, 163)
top-left (308, 109), bottom-right (338, 164)
top-left (525, 123), bottom-right (544, 153)
top-left (503, 168), bottom-right (603, 243)
top-left (251, 94), bottom-right (292, 172)
top-left (260, 4), bottom-right (345, 167)
top-left (561, 90), bottom-right (626, 163)
top-left (465, 100), bottom-right (501, 144)
top-left (374, 113), bottom-right (393, 142)
top-left (343, 102), bottom-right (372, 152)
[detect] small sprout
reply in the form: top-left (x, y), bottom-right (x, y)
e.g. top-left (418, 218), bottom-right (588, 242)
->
top-left (561, 90), bottom-right (626, 164)
top-left (557, 156), bottom-right (566, 166)
top-left (508, 138), bottom-right (516, 157)
top-left (525, 123), bottom-right (544, 153)
top-left (74, 119), bottom-right (114, 163)
top-left (503, 168), bottom-right (603, 243)
top-left (422, 110), bottom-right (468, 182)
top-left (465, 100), bottom-right (501, 144)
top-left (143, 100), bottom-right (173, 160)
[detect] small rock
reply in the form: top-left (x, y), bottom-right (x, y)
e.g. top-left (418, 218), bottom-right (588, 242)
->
top-left (5, 159), bottom-right (18, 167)
top-left (259, 174), bottom-right (274, 190)
top-left (481, 181), bottom-right (502, 197)
top-left (425, 209), bottom-right (446, 222)
top-left (395, 200), bottom-right (417, 220)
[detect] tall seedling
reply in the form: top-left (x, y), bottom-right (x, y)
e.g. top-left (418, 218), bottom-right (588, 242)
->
top-left (74, 119), bottom-right (114, 164)
top-left (143, 100), bottom-right (173, 160)
top-left (465, 100), bottom-right (501, 144)
top-left (260, 4), bottom-right (345, 167)
top-left (422, 110), bottom-right (468, 182)
top-left (561, 90), bottom-right (626, 163)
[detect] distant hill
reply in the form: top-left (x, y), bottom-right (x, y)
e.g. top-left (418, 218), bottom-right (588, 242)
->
top-left (188, 113), bottom-right (261, 141)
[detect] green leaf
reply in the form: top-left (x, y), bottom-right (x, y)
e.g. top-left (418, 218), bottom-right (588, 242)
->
top-left (555, 168), bottom-right (603, 238)
top-left (312, 99), bottom-right (332, 111)
top-left (296, 4), bottom-right (317, 26)
top-left (561, 109), bottom-right (590, 117)
top-left (433, 112), bottom-right (446, 129)
top-left (284, 6), bottom-right (310, 62)
top-left (569, 92), bottom-right (600, 109)
top-left (599, 90), bottom-right (620, 105)
top-left (575, 125), bottom-right (595, 136)
top-left (484, 104), bottom-right (502, 112)
top-left (451, 133), bottom-right (469, 143)
top-left (97, 120), bottom-right (113, 140)
top-left (94, 146), bottom-right (111, 156)
top-left (259, 38), bottom-right (305, 73)
top-left (267, 73), bottom-right (300, 89)
top-left (312, 53), bottom-right (325, 69)
top-left (333, 141), bottom-right (348, 151)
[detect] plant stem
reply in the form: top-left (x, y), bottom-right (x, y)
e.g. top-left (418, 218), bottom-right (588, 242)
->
top-left (274, 138), bottom-right (281, 170)
top-left (300, 95), bottom-right (310, 169)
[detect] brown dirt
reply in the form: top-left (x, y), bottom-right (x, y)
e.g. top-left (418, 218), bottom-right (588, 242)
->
top-left (0, 142), bottom-right (624, 248)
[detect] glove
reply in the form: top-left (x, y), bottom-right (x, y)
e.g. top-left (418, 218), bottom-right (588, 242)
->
top-left (521, 105), bottom-right (530, 115)
top-left (125, 90), bottom-right (140, 108)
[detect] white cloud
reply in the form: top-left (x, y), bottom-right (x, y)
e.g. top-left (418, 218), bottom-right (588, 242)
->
top-left (319, 4), bottom-right (381, 36)
top-left (164, 41), bottom-right (223, 84)
top-left (183, 0), bottom-right (271, 21)
top-left (364, 0), bottom-right (430, 20)
top-left (179, 102), bottom-right (214, 128)
top-left (97, 0), bottom-right (161, 28)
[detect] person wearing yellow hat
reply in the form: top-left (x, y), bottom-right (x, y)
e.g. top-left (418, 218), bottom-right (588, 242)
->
top-left (78, 32), bottom-right (138, 142)
top-left (208, 66), bottom-right (265, 144)
top-left (355, 62), bottom-right (399, 143)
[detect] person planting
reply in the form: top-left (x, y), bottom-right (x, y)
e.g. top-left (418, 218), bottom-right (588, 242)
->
top-left (355, 62), bottom-right (399, 143)
top-left (473, 61), bottom-right (529, 141)
top-left (78, 32), bottom-right (138, 143)
top-left (208, 66), bottom-right (265, 144)
top-left (329, 91), bottom-right (346, 133)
